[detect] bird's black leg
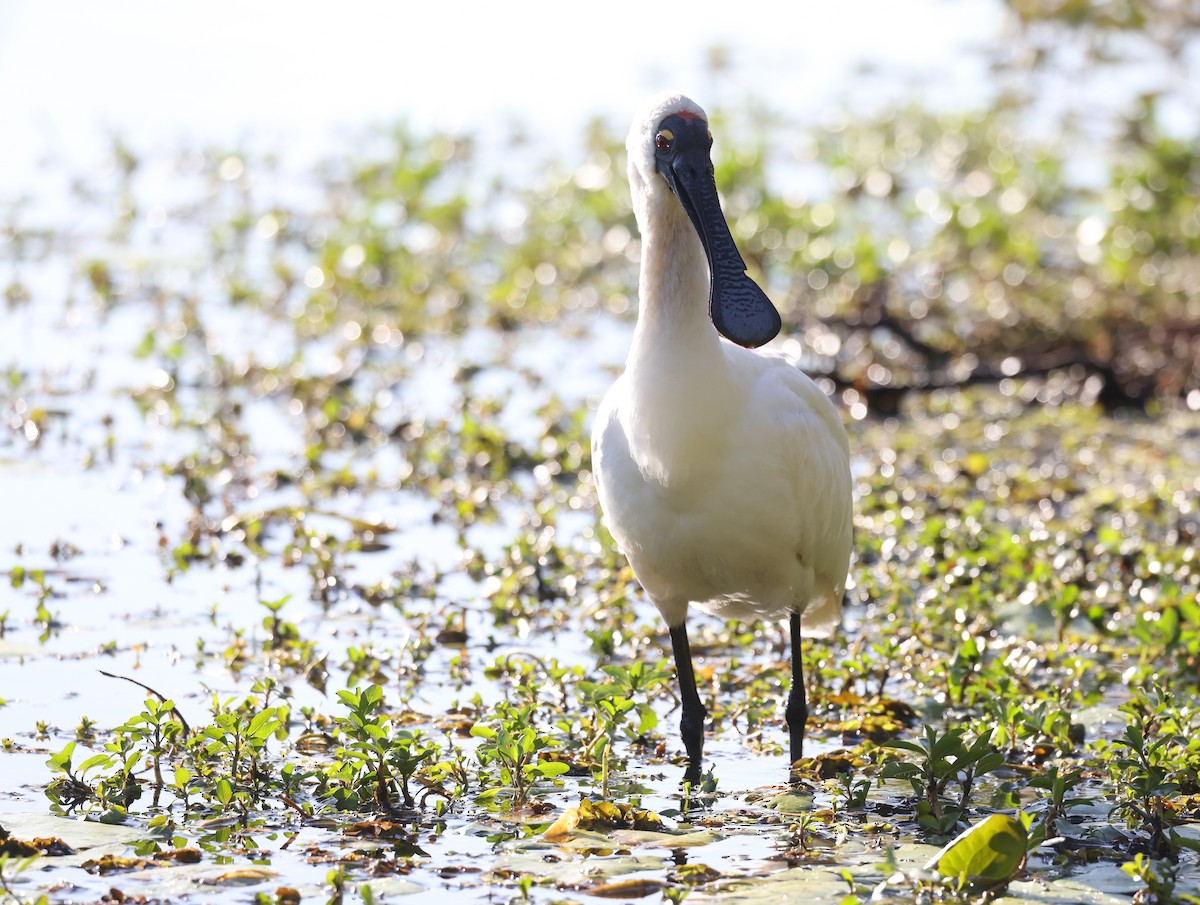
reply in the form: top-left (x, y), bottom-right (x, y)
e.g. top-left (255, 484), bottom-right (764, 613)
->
top-left (786, 612), bottom-right (807, 771)
top-left (669, 623), bottom-right (706, 784)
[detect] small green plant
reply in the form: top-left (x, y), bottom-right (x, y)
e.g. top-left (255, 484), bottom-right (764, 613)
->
top-left (325, 863), bottom-right (346, 905)
top-left (112, 697), bottom-right (186, 807)
top-left (1104, 704), bottom-right (1184, 856)
top-left (33, 596), bottom-right (63, 643)
top-left (782, 810), bottom-right (822, 853)
top-left (831, 769), bottom-right (872, 812)
top-left (578, 661), bottom-right (672, 792)
top-left (1027, 764), bottom-right (1087, 843)
top-left (320, 684), bottom-right (439, 810)
top-left (678, 767), bottom-right (719, 812)
top-left (662, 884), bottom-right (690, 904)
top-left (385, 729), bottom-right (440, 810)
top-left (882, 725), bottom-right (1004, 836)
top-left (941, 636), bottom-right (982, 705)
top-left (194, 697), bottom-right (286, 820)
top-left (1122, 853), bottom-right (1200, 905)
top-left (259, 594), bottom-right (300, 650)
top-left (471, 701), bottom-right (568, 807)
top-left (0, 853), bottom-right (49, 905)
top-left (44, 736), bottom-right (140, 816)
top-left (838, 867), bottom-right (862, 905)
top-left (516, 874), bottom-right (535, 901)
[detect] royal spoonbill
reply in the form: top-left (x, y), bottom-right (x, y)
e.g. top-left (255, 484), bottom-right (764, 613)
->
top-left (591, 93), bottom-right (853, 782)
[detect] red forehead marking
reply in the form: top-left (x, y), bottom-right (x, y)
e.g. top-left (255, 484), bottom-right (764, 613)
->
top-left (675, 111), bottom-right (702, 122)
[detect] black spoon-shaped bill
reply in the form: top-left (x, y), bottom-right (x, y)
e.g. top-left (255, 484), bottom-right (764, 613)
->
top-left (654, 115), bottom-right (781, 349)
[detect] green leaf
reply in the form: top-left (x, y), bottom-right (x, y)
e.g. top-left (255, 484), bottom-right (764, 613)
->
top-left (525, 761), bottom-right (569, 778)
top-left (362, 684), bottom-right (384, 706)
top-left (637, 705), bottom-right (659, 735)
top-left (927, 813), bottom-right (1028, 888)
top-left (767, 791), bottom-right (813, 814)
top-left (247, 708), bottom-right (279, 739)
top-left (46, 742), bottom-right (76, 773)
top-left (78, 754), bottom-right (112, 773)
top-left (975, 751), bottom-right (1006, 775)
top-left (884, 739), bottom-right (928, 755)
top-left (931, 728), bottom-right (965, 759)
top-left (881, 762), bottom-right (921, 780)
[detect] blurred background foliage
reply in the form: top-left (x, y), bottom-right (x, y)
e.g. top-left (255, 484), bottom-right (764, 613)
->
top-left (281, 0), bottom-right (1200, 411)
top-left (8, 0), bottom-right (1199, 414)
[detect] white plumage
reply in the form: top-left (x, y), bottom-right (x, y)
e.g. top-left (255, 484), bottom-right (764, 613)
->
top-left (591, 92), bottom-right (853, 779)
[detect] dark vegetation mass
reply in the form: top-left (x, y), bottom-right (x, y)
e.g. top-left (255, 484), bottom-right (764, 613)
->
top-left (1, 3), bottom-right (1198, 904)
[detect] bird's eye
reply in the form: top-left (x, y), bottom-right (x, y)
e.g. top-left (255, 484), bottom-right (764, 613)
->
top-left (655, 130), bottom-right (673, 151)
top-left (707, 130), bottom-right (713, 147)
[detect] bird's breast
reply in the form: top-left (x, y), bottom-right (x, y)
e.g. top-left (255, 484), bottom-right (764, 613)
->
top-left (592, 350), bottom-right (852, 625)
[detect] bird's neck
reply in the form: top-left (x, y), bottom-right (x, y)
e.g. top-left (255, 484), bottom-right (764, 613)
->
top-left (629, 204), bottom-right (721, 360)
top-left (620, 205), bottom-right (736, 486)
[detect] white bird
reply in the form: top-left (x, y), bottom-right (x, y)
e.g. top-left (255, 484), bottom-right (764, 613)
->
top-left (591, 93), bottom-right (853, 781)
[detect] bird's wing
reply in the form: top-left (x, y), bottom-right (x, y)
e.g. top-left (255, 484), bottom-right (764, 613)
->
top-left (739, 351), bottom-right (854, 622)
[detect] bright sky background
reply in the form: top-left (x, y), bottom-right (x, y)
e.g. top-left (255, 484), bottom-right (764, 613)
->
top-left (0, 0), bottom-right (1004, 190)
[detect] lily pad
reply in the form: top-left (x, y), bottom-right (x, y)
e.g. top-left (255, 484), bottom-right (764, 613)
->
top-left (766, 791), bottom-right (814, 814)
top-left (361, 876), bottom-right (425, 896)
top-left (0, 639), bottom-right (42, 659)
top-left (609, 829), bottom-right (719, 848)
top-left (1003, 874), bottom-right (1137, 905)
top-left (0, 814), bottom-right (145, 848)
top-left (686, 865), bottom-right (852, 904)
top-left (488, 851), bottom-right (666, 886)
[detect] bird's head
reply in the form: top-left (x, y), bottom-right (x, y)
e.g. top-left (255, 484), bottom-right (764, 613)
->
top-left (626, 93), bottom-right (781, 349)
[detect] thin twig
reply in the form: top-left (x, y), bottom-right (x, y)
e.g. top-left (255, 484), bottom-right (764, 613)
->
top-left (97, 670), bottom-right (192, 737)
